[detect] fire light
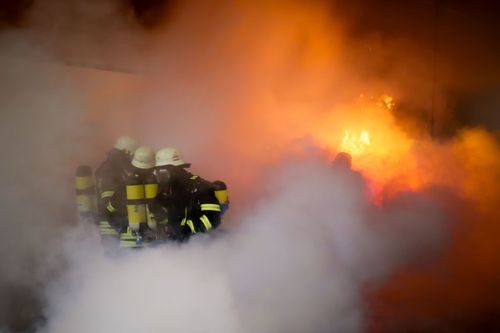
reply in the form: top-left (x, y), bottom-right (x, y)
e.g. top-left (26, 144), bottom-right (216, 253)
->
top-left (341, 129), bottom-right (371, 156)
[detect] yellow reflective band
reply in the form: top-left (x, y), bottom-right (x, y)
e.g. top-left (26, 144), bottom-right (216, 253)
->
top-left (120, 241), bottom-right (141, 248)
top-left (106, 202), bottom-right (116, 213)
top-left (101, 191), bottom-right (115, 199)
top-left (99, 221), bottom-right (111, 227)
top-left (98, 220), bottom-right (118, 235)
top-left (144, 183), bottom-right (158, 199)
top-left (201, 204), bottom-right (221, 212)
top-left (99, 225), bottom-right (115, 230)
top-left (76, 176), bottom-right (92, 190)
top-left (126, 184), bottom-right (145, 200)
top-left (120, 230), bottom-right (136, 241)
top-left (200, 215), bottom-right (212, 231)
top-left (190, 175), bottom-right (199, 180)
top-left (214, 190), bottom-right (228, 205)
top-left (180, 218), bottom-right (186, 226)
top-left (100, 229), bottom-right (118, 235)
top-left (120, 235), bottom-right (136, 241)
top-left (186, 220), bottom-right (196, 233)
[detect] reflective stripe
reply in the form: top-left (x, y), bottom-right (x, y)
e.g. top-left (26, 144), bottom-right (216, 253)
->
top-left (99, 220), bottom-right (118, 235)
top-left (180, 207), bottom-right (188, 226)
top-left (120, 234), bottom-right (135, 239)
top-left (120, 229), bottom-right (136, 241)
top-left (190, 175), bottom-right (199, 180)
top-left (100, 229), bottom-right (118, 235)
top-left (101, 191), bottom-right (114, 199)
top-left (99, 220), bottom-right (111, 226)
top-left (106, 202), bottom-right (116, 213)
top-left (200, 215), bottom-right (213, 231)
top-left (120, 241), bottom-right (142, 248)
top-left (186, 220), bottom-right (196, 234)
top-left (201, 204), bottom-right (221, 212)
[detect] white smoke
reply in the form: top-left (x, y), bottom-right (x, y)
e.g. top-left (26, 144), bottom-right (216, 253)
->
top-left (0, 34), bottom-right (95, 330)
top-left (40, 158), bottom-right (447, 333)
top-left (0, 1), bottom-right (453, 332)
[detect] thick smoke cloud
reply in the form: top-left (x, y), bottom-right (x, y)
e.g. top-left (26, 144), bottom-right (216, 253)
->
top-left (0, 41), bottom-right (93, 330)
top-left (40, 159), bottom-right (447, 333)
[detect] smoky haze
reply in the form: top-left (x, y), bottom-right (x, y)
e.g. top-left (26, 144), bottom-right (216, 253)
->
top-left (0, 0), bottom-right (499, 332)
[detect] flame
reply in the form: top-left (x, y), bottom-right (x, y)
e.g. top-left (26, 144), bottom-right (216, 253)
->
top-left (341, 129), bottom-right (371, 156)
top-left (314, 94), bottom-right (500, 208)
top-left (314, 94), bottom-right (419, 204)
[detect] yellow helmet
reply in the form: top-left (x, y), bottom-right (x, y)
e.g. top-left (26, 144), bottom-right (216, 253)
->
top-left (114, 136), bottom-right (140, 155)
top-left (132, 146), bottom-right (155, 169)
top-left (155, 147), bottom-right (189, 167)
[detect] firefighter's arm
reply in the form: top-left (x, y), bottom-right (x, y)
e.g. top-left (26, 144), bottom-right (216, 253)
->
top-left (198, 200), bottom-right (222, 232)
top-left (100, 176), bottom-right (124, 214)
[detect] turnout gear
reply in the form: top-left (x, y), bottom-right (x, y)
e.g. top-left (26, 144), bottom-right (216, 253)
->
top-left (155, 147), bottom-right (190, 167)
top-left (95, 145), bottom-right (135, 236)
top-left (151, 147), bottom-right (227, 241)
top-left (114, 136), bottom-right (140, 156)
top-left (119, 227), bottom-right (142, 248)
top-left (75, 165), bottom-right (96, 222)
top-left (151, 165), bottom-right (193, 241)
top-left (182, 175), bottom-right (222, 234)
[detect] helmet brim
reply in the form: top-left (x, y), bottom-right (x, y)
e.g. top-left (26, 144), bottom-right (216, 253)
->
top-left (155, 159), bottom-right (190, 167)
top-left (132, 160), bottom-right (155, 169)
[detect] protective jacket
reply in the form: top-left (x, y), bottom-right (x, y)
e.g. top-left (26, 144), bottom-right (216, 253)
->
top-left (95, 148), bottom-right (132, 233)
top-left (151, 165), bottom-right (193, 241)
top-left (183, 175), bottom-right (222, 234)
top-left (151, 166), bottom-right (223, 240)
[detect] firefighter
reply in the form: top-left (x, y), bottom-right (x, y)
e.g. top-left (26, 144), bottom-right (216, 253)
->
top-left (95, 136), bottom-right (139, 238)
top-left (332, 151), bottom-right (352, 170)
top-left (187, 174), bottom-right (223, 233)
top-left (119, 145), bottom-right (158, 248)
top-left (152, 147), bottom-right (193, 241)
top-left (153, 147), bottom-right (224, 240)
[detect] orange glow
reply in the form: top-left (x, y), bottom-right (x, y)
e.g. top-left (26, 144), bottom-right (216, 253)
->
top-left (341, 129), bottom-right (371, 156)
top-left (313, 94), bottom-right (499, 206)
top-left (311, 94), bottom-right (420, 203)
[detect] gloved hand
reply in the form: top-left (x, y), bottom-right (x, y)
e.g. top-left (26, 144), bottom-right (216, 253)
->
top-left (107, 196), bottom-right (125, 213)
top-left (220, 203), bottom-right (229, 216)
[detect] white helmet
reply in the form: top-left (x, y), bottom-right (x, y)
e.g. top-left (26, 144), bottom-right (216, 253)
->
top-left (132, 146), bottom-right (155, 169)
top-left (114, 136), bottom-right (140, 155)
top-left (156, 147), bottom-right (189, 167)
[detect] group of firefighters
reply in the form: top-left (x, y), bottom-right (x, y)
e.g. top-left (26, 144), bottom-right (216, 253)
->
top-left (75, 136), bottom-right (229, 248)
